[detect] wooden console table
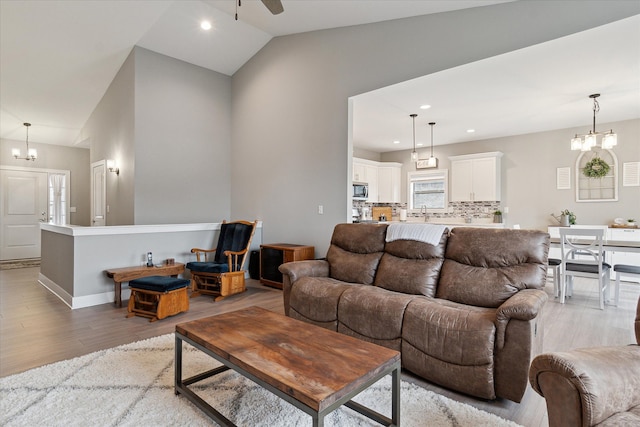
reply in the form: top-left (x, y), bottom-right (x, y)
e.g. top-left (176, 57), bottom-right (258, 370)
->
top-left (260, 243), bottom-right (314, 289)
top-left (105, 263), bottom-right (185, 307)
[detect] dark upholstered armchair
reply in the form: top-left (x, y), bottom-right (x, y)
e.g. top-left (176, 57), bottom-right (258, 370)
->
top-left (529, 296), bottom-right (640, 426)
top-left (186, 220), bottom-right (257, 301)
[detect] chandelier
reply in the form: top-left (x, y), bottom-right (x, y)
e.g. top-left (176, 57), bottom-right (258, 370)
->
top-left (570, 94), bottom-right (617, 151)
top-left (12, 123), bottom-right (37, 161)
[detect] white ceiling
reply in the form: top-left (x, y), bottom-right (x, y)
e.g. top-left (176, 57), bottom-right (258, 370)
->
top-left (353, 14), bottom-right (640, 153)
top-left (1, 1), bottom-right (638, 153)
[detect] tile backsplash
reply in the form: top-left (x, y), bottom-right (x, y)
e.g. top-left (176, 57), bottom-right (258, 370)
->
top-left (353, 201), bottom-right (501, 220)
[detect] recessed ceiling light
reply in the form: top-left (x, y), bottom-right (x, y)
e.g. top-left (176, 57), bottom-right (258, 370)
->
top-left (393, 140), bottom-right (400, 144)
top-left (420, 105), bottom-right (431, 110)
top-left (201, 20), bottom-right (212, 30)
top-left (467, 129), bottom-right (475, 133)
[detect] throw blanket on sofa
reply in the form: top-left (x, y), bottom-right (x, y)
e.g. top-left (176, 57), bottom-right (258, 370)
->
top-left (386, 223), bottom-right (447, 245)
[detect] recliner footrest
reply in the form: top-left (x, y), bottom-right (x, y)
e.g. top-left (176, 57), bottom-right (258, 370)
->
top-left (129, 275), bottom-right (190, 291)
top-left (127, 276), bottom-right (190, 322)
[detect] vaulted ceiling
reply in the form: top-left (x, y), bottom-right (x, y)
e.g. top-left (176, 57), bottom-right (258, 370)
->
top-left (1, 1), bottom-right (638, 153)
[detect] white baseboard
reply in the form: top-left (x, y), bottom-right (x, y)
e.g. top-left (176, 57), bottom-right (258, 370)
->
top-left (38, 273), bottom-right (131, 309)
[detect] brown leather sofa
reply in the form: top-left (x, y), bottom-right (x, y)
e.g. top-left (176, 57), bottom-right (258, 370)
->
top-left (279, 223), bottom-right (550, 402)
top-left (529, 297), bottom-right (640, 426)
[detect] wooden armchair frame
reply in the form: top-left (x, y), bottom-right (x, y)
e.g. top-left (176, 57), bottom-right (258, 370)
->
top-left (189, 220), bottom-right (257, 301)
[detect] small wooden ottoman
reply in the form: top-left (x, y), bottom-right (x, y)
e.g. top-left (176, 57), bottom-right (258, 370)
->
top-left (127, 276), bottom-right (190, 322)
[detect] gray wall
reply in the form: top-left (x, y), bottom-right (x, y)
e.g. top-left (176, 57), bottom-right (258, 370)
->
top-left (381, 118), bottom-right (640, 229)
top-left (81, 47), bottom-right (232, 225)
top-left (40, 230), bottom-right (74, 294)
top-left (230, 1), bottom-right (640, 255)
top-left (134, 47), bottom-right (232, 224)
top-left (0, 139), bottom-right (91, 225)
top-left (82, 48), bottom-right (136, 225)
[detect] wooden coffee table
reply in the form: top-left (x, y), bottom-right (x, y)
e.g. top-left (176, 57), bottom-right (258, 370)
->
top-left (174, 306), bottom-right (401, 427)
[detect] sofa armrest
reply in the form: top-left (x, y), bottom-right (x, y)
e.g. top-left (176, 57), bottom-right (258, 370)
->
top-left (279, 259), bottom-right (329, 283)
top-left (279, 260), bottom-right (329, 315)
top-left (495, 289), bottom-right (548, 349)
top-left (529, 346), bottom-right (640, 427)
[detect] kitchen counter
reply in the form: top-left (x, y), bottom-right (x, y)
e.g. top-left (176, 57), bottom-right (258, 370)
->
top-left (354, 218), bottom-right (505, 228)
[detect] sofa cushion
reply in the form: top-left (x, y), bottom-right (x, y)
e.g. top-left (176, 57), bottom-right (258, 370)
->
top-left (289, 276), bottom-right (360, 330)
top-left (374, 230), bottom-right (448, 297)
top-left (437, 228), bottom-right (549, 308)
top-left (337, 286), bottom-right (415, 351)
top-left (402, 297), bottom-right (497, 399)
top-left (326, 223), bottom-right (387, 284)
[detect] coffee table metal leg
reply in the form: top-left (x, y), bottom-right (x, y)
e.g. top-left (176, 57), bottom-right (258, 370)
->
top-left (392, 366), bottom-right (400, 426)
top-left (174, 335), bottom-right (182, 395)
top-left (175, 334), bottom-right (236, 426)
top-left (343, 363), bottom-right (400, 427)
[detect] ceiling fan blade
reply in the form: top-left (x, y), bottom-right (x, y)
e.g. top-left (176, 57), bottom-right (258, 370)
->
top-left (261, 0), bottom-right (284, 15)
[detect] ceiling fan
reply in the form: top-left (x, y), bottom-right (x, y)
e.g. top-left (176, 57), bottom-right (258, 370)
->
top-left (235, 0), bottom-right (284, 20)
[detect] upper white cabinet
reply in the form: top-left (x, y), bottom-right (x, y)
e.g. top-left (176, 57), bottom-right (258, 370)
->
top-left (353, 158), bottom-right (379, 202)
top-left (449, 152), bottom-right (503, 202)
top-left (378, 165), bottom-right (402, 203)
top-left (353, 158), bottom-right (401, 203)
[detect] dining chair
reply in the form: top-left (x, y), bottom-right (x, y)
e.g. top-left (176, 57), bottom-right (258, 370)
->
top-left (547, 258), bottom-right (562, 297)
top-left (559, 227), bottom-right (611, 309)
top-left (613, 264), bottom-right (640, 307)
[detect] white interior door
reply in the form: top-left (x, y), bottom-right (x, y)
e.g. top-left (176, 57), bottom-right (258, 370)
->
top-left (0, 169), bottom-right (48, 260)
top-left (91, 161), bottom-right (106, 226)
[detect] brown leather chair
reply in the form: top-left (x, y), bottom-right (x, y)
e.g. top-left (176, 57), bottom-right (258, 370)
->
top-left (529, 296), bottom-right (640, 426)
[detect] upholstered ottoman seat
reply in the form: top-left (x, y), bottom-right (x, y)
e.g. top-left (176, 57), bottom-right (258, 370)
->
top-left (127, 276), bottom-right (190, 322)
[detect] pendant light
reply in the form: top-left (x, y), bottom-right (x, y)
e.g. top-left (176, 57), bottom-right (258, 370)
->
top-left (570, 94), bottom-right (617, 151)
top-left (426, 122), bottom-right (438, 168)
top-left (12, 123), bottom-right (37, 161)
top-left (410, 114), bottom-right (418, 161)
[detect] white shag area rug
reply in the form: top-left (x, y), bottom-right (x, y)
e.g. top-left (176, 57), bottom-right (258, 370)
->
top-left (1, 334), bottom-right (521, 427)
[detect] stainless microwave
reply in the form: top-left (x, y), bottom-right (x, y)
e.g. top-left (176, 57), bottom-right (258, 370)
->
top-left (353, 182), bottom-right (368, 200)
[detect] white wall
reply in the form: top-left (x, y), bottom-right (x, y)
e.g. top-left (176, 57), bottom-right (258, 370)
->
top-left (230, 1), bottom-right (640, 255)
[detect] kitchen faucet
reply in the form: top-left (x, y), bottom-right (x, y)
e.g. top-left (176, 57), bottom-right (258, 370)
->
top-left (420, 206), bottom-right (429, 222)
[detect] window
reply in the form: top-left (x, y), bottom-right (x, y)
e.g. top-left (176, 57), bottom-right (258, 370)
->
top-left (48, 173), bottom-right (67, 224)
top-left (408, 170), bottom-right (448, 212)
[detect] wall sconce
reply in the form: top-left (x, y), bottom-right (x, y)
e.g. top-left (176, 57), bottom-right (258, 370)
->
top-left (107, 160), bottom-right (119, 175)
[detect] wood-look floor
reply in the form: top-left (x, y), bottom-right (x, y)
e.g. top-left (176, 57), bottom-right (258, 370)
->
top-left (1, 266), bottom-right (638, 427)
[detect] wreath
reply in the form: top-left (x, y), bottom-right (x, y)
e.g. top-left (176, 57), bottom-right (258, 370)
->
top-left (583, 157), bottom-right (610, 178)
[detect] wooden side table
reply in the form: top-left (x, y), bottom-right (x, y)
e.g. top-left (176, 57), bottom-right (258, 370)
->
top-left (260, 243), bottom-right (314, 289)
top-left (105, 262), bottom-right (185, 307)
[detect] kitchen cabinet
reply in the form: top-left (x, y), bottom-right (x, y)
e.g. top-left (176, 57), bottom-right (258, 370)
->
top-left (353, 161), bottom-right (366, 183)
top-left (353, 158), bottom-right (401, 203)
top-left (377, 164), bottom-right (402, 203)
top-left (449, 152), bottom-right (503, 202)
